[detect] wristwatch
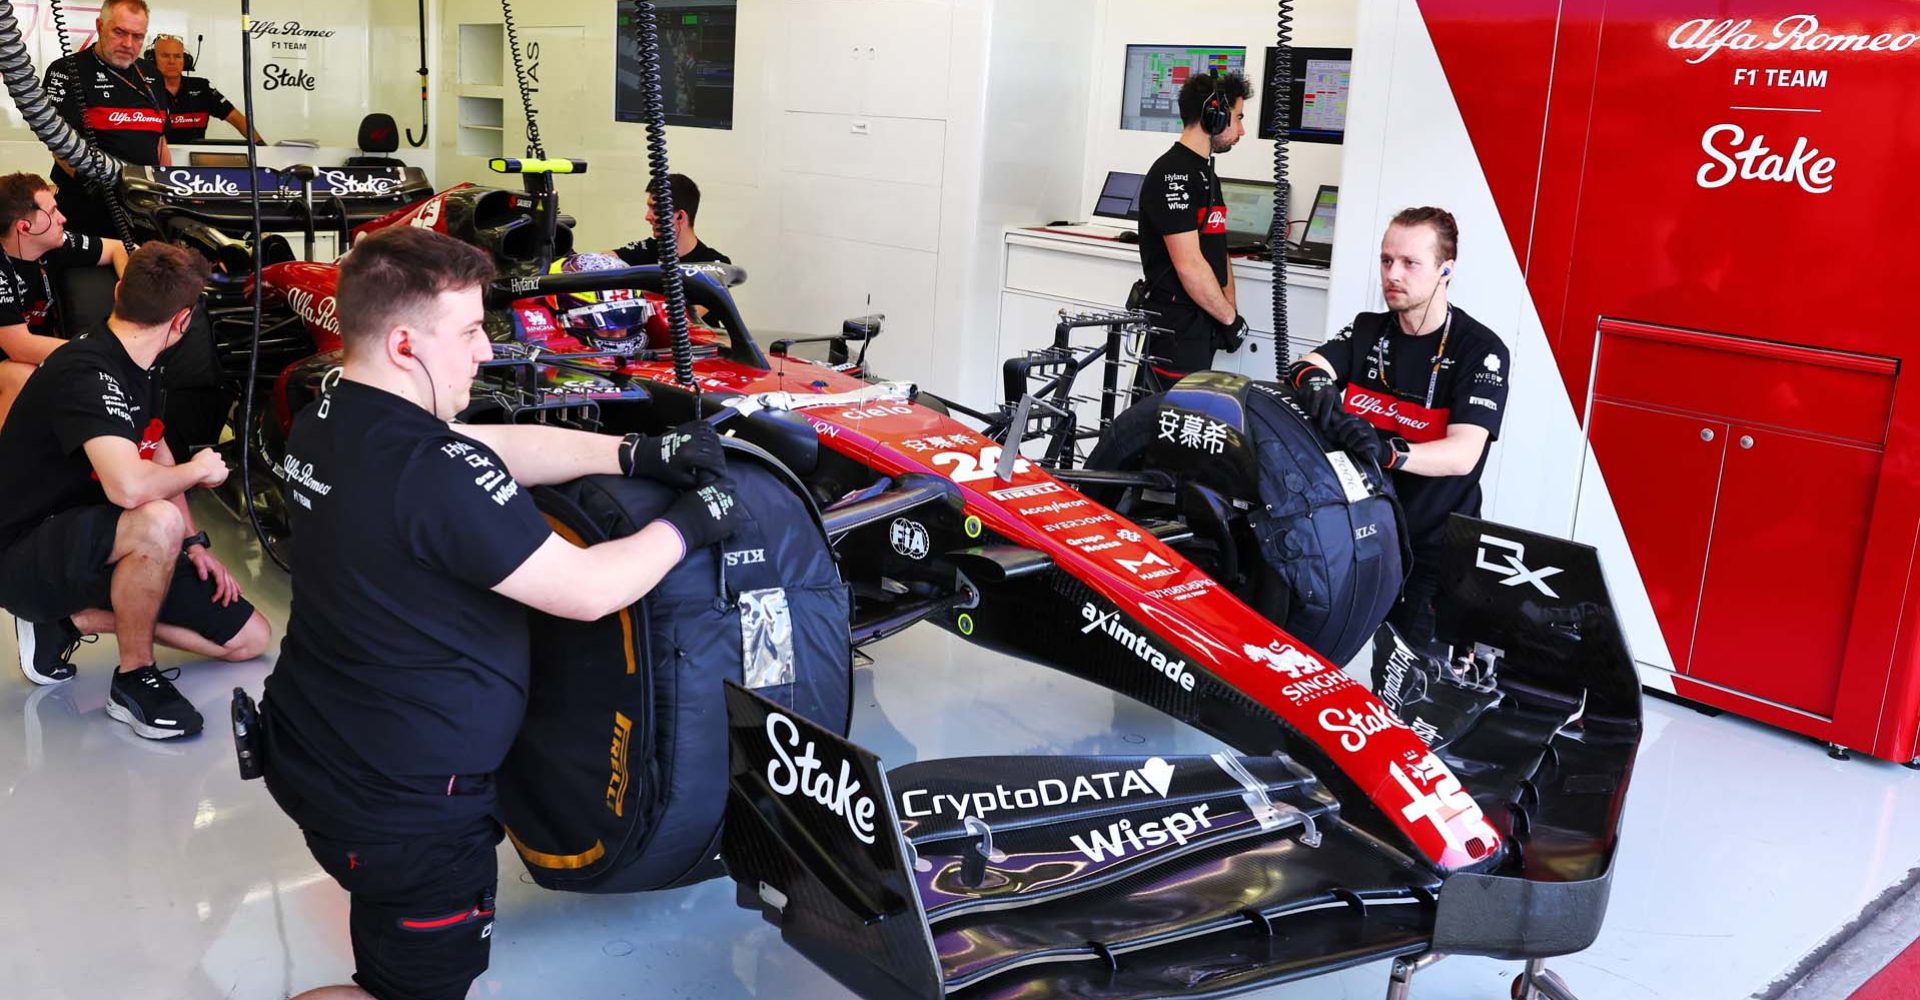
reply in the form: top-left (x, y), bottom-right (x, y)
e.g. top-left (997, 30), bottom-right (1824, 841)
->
top-left (184, 530), bottom-right (211, 552)
top-left (1385, 436), bottom-right (1412, 470)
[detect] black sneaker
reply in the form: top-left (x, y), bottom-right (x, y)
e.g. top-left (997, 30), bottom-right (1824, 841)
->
top-left (107, 666), bottom-right (204, 740)
top-left (15, 614), bottom-right (85, 685)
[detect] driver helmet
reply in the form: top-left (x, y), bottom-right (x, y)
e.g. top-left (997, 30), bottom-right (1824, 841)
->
top-left (547, 252), bottom-right (656, 356)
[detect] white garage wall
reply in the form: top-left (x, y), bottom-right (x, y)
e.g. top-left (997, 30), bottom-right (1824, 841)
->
top-left (0, 0), bottom-right (437, 169)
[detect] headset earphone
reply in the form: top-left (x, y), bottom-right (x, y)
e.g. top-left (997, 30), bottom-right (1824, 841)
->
top-left (399, 337), bottom-right (443, 418)
top-left (1199, 76), bottom-right (1232, 136)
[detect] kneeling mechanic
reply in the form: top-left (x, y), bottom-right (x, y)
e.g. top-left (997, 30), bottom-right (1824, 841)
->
top-left (260, 226), bottom-right (742, 1000)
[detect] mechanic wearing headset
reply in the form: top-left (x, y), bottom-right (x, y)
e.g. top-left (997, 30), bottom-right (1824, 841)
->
top-left (148, 34), bottom-right (264, 146)
top-left (261, 225), bottom-right (742, 1000)
top-left (1289, 207), bottom-right (1511, 652)
top-left (0, 243), bottom-right (269, 735)
top-left (611, 172), bottom-right (731, 268)
top-left (0, 173), bottom-right (129, 428)
top-left (44, 0), bottom-right (171, 238)
top-left (1133, 70), bottom-right (1252, 397)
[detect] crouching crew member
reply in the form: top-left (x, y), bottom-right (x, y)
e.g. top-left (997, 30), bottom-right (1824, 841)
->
top-left (1290, 207), bottom-right (1511, 651)
top-left (0, 172), bottom-right (130, 428)
top-left (261, 226), bottom-right (742, 1000)
top-left (0, 243), bottom-right (269, 735)
top-left (1134, 70), bottom-right (1251, 396)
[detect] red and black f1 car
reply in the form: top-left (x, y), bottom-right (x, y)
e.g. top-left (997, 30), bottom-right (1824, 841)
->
top-left (104, 154), bottom-right (1637, 1000)
top-left (0, 1), bottom-right (1639, 991)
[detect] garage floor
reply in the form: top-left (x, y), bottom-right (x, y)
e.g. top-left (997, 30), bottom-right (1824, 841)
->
top-left (2, 500), bottom-right (1917, 1000)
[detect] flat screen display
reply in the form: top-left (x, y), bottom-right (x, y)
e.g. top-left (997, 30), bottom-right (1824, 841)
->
top-left (1093, 171), bottom-right (1146, 220)
top-left (616, 1), bottom-right (737, 130)
top-left (1219, 178), bottom-right (1276, 241)
top-left (1120, 45), bottom-right (1247, 134)
top-left (1260, 47), bottom-right (1352, 143)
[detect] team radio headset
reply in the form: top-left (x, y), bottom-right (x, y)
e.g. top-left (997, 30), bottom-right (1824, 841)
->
top-left (0, 207), bottom-right (61, 331)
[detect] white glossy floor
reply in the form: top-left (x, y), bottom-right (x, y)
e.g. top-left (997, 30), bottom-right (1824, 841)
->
top-left (2, 498), bottom-right (1917, 999)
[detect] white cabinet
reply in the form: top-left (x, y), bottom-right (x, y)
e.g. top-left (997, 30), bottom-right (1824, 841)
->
top-left (781, 0), bottom-right (953, 120)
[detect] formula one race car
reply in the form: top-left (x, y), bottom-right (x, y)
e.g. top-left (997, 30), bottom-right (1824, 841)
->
top-left (125, 155), bottom-right (1633, 1000)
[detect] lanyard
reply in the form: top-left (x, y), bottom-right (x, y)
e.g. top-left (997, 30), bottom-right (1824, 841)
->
top-left (95, 52), bottom-right (162, 113)
top-left (1375, 307), bottom-right (1454, 410)
top-left (0, 252), bottom-right (58, 329)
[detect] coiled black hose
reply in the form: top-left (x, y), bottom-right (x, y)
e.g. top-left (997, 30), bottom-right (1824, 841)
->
top-left (630, 0), bottom-right (694, 389)
top-left (1270, 0), bottom-right (1295, 379)
top-left (0, 1), bottom-right (125, 186)
top-left (237, 0), bottom-right (285, 571)
top-left (501, 0), bottom-right (544, 159)
top-left (47, 0), bottom-right (141, 249)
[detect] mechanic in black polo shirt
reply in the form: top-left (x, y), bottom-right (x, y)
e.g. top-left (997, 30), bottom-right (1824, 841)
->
top-left (0, 172), bottom-right (129, 428)
top-left (44, 0), bottom-right (170, 238)
top-left (0, 243), bottom-right (270, 736)
top-left (1133, 70), bottom-right (1252, 396)
top-left (260, 225), bottom-right (741, 1000)
top-left (149, 34), bottom-right (263, 146)
top-left (1290, 207), bottom-right (1511, 651)
top-left (611, 172), bottom-right (731, 267)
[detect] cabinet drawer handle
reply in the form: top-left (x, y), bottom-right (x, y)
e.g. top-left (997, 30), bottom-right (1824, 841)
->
top-left (1739, 435), bottom-right (1754, 449)
top-left (1700, 428), bottom-right (1715, 442)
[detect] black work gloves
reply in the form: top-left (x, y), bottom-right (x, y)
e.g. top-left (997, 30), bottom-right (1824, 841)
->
top-left (1214, 314), bottom-right (1249, 353)
top-left (659, 478), bottom-right (743, 553)
top-left (1319, 409), bottom-right (1408, 470)
top-left (1285, 359), bottom-right (1342, 423)
top-left (621, 419), bottom-right (727, 487)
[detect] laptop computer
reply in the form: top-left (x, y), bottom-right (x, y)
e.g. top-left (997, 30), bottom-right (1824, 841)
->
top-left (1036, 171), bottom-right (1143, 240)
top-left (1288, 184), bottom-right (1338, 267)
top-left (1220, 177), bottom-right (1277, 254)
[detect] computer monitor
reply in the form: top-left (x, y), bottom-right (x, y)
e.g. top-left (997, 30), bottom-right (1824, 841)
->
top-left (1259, 47), bottom-right (1352, 143)
top-left (1219, 178), bottom-right (1276, 243)
top-left (1093, 171), bottom-right (1146, 221)
top-left (616, 1), bottom-right (737, 129)
top-left (1120, 45), bottom-right (1248, 134)
top-left (1298, 184), bottom-right (1339, 257)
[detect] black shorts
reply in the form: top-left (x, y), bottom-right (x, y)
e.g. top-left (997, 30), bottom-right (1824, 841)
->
top-left (0, 505), bottom-right (254, 646)
top-left (300, 816), bottom-right (503, 1000)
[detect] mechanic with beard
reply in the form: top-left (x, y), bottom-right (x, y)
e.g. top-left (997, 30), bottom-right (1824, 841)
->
top-left (611, 173), bottom-right (731, 267)
top-left (44, 0), bottom-right (171, 238)
top-left (1290, 207), bottom-right (1510, 651)
top-left (1133, 71), bottom-right (1252, 396)
top-left (260, 225), bottom-right (743, 1000)
top-left (0, 172), bottom-right (129, 428)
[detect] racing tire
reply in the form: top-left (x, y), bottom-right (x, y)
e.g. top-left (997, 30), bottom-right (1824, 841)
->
top-left (1083, 392), bottom-right (1164, 515)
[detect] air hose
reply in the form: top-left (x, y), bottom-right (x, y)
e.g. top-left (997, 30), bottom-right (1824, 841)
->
top-left (236, 0), bottom-right (286, 571)
top-left (1270, 0), bottom-right (1295, 380)
top-left (47, 0), bottom-right (141, 249)
top-left (628, 0), bottom-right (694, 389)
top-left (501, 0), bottom-right (544, 159)
top-left (405, 0), bottom-right (429, 147)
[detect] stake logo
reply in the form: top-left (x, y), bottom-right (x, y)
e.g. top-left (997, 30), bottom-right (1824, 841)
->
top-left (900, 757), bottom-right (1175, 821)
top-left (162, 169), bottom-right (239, 196)
top-left (319, 169), bottom-right (400, 196)
top-left (1070, 803), bottom-right (1215, 862)
top-left (1475, 534), bottom-right (1563, 597)
top-left (1081, 603), bottom-right (1195, 691)
top-left (764, 712), bottom-right (878, 845)
top-left (1318, 703), bottom-right (1411, 752)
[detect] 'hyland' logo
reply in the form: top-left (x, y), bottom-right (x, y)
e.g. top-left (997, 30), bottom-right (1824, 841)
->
top-left (1070, 803), bottom-right (1216, 863)
top-left (900, 757), bottom-right (1175, 821)
top-left (764, 712), bottom-right (878, 845)
top-left (1081, 603), bottom-right (1195, 691)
